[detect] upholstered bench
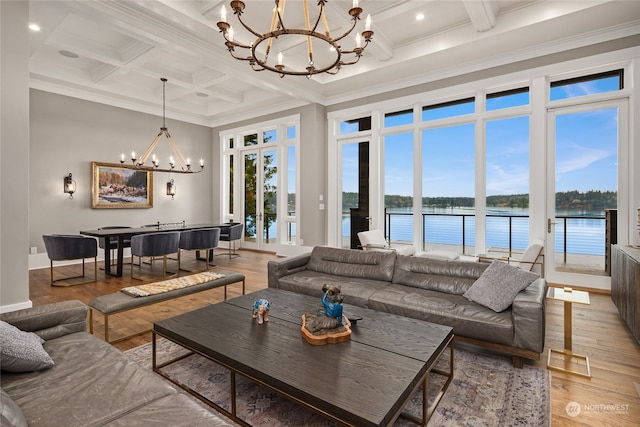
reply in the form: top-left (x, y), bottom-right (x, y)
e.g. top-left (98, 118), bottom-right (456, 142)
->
top-left (88, 270), bottom-right (245, 343)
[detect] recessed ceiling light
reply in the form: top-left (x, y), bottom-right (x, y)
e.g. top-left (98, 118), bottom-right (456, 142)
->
top-left (416, 13), bottom-right (425, 21)
top-left (29, 23), bottom-right (41, 32)
top-left (59, 50), bottom-right (79, 59)
top-left (196, 92), bottom-right (208, 97)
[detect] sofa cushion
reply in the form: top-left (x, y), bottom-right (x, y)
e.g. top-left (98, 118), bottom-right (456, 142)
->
top-left (0, 321), bottom-right (54, 372)
top-left (102, 394), bottom-right (234, 426)
top-left (276, 270), bottom-right (390, 308)
top-left (463, 260), bottom-right (539, 312)
top-left (416, 250), bottom-right (459, 261)
top-left (307, 246), bottom-right (396, 282)
top-left (0, 332), bottom-right (176, 427)
top-left (368, 285), bottom-right (515, 347)
top-left (392, 256), bottom-right (487, 295)
top-left (1, 388), bottom-right (27, 427)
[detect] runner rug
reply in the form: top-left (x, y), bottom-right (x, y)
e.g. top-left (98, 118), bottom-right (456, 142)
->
top-left (125, 338), bottom-right (550, 426)
top-left (120, 272), bottom-right (225, 297)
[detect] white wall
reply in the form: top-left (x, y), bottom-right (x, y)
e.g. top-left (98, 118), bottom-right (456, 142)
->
top-left (1, 0), bottom-right (31, 312)
top-left (0, 88), bottom-right (216, 310)
top-left (28, 90), bottom-right (215, 264)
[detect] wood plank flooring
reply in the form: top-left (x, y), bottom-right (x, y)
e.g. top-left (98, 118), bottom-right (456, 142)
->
top-left (28, 250), bottom-right (640, 426)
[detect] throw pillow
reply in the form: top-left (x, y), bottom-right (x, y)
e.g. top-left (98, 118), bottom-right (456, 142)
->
top-left (1, 388), bottom-right (28, 427)
top-left (463, 260), bottom-right (539, 312)
top-left (0, 320), bottom-right (54, 372)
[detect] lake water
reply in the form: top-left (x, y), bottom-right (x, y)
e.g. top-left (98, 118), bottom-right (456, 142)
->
top-left (342, 207), bottom-right (608, 255)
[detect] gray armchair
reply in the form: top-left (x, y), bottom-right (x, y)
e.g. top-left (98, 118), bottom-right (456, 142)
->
top-left (130, 231), bottom-right (180, 280)
top-left (219, 222), bottom-right (244, 258)
top-left (42, 234), bottom-right (98, 286)
top-left (178, 228), bottom-right (220, 272)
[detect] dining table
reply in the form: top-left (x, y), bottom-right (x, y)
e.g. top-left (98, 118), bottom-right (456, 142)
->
top-left (80, 223), bottom-right (228, 277)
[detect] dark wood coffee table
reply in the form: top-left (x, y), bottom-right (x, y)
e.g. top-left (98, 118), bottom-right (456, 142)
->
top-left (153, 288), bottom-right (453, 427)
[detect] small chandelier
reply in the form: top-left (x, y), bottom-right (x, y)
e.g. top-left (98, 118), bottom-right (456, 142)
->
top-left (217, 0), bottom-right (373, 78)
top-left (118, 78), bottom-right (204, 174)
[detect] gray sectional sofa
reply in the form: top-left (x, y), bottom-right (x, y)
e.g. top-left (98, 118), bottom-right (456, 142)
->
top-left (268, 246), bottom-right (547, 367)
top-left (0, 300), bottom-right (232, 427)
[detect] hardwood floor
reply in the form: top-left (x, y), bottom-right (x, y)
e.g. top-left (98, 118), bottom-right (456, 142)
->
top-left (29, 250), bottom-right (640, 426)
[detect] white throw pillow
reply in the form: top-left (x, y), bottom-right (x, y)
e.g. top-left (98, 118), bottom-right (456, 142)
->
top-left (0, 320), bottom-right (54, 372)
top-left (463, 261), bottom-right (539, 312)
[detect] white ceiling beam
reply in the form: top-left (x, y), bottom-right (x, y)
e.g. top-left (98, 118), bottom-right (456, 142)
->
top-left (462, 0), bottom-right (497, 32)
top-left (200, 0), bottom-right (225, 21)
top-left (77, 0), bottom-right (327, 105)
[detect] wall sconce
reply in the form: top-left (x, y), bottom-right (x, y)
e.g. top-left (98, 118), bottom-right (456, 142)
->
top-left (166, 179), bottom-right (176, 199)
top-left (63, 173), bottom-right (76, 199)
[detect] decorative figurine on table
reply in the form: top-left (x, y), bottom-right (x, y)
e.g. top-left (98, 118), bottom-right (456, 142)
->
top-left (301, 284), bottom-right (352, 345)
top-left (252, 299), bottom-right (270, 325)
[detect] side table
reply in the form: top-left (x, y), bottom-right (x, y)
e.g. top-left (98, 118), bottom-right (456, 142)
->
top-left (546, 287), bottom-right (591, 378)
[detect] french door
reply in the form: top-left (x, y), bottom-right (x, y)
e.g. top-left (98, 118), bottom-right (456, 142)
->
top-left (546, 99), bottom-right (628, 287)
top-left (241, 147), bottom-right (278, 251)
top-left (337, 138), bottom-right (379, 249)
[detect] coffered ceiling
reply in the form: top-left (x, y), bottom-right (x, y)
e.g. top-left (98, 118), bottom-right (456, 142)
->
top-left (28, 1), bottom-right (640, 127)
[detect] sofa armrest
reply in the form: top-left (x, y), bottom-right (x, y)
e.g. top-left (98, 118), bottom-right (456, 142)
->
top-left (267, 253), bottom-right (311, 289)
top-left (0, 300), bottom-right (87, 341)
top-left (512, 278), bottom-right (547, 353)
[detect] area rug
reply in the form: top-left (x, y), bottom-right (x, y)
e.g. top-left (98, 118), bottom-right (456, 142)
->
top-left (125, 339), bottom-right (550, 426)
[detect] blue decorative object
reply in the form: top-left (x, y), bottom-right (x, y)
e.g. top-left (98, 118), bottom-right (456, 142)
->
top-left (320, 284), bottom-right (344, 326)
top-left (252, 299), bottom-right (270, 325)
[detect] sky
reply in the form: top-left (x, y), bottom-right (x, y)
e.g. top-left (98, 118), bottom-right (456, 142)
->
top-left (342, 75), bottom-right (620, 198)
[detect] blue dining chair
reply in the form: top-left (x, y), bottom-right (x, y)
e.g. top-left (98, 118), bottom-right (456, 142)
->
top-left (42, 234), bottom-right (98, 286)
top-left (178, 228), bottom-right (220, 272)
top-left (97, 226), bottom-right (132, 268)
top-left (219, 223), bottom-right (244, 258)
top-left (130, 231), bottom-right (180, 280)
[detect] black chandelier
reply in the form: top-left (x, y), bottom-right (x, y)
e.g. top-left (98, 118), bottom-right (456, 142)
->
top-left (118, 78), bottom-right (204, 174)
top-left (217, 0), bottom-right (373, 78)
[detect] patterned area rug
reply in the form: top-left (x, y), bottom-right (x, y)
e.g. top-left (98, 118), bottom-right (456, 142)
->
top-left (125, 339), bottom-right (550, 426)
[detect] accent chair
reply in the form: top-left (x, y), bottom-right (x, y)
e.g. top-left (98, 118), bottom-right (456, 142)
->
top-left (42, 234), bottom-right (98, 286)
top-left (130, 231), bottom-right (180, 280)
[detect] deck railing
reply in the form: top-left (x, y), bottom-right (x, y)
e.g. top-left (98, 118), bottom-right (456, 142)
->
top-left (377, 211), bottom-right (608, 258)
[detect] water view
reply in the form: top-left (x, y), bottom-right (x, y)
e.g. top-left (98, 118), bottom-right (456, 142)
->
top-left (343, 207), bottom-right (609, 256)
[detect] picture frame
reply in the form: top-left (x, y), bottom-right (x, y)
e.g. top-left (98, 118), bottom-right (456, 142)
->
top-left (91, 162), bottom-right (153, 209)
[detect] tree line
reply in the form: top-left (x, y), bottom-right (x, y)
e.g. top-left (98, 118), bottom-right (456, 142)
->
top-left (342, 190), bottom-right (617, 210)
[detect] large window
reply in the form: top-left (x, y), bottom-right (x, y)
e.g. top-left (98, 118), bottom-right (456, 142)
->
top-left (384, 133), bottom-right (413, 244)
top-left (422, 124), bottom-right (475, 252)
top-left (329, 62), bottom-right (629, 286)
top-left (221, 115), bottom-right (300, 250)
top-left (485, 116), bottom-right (530, 253)
top-left (550, 69), bottom-right (623, 101)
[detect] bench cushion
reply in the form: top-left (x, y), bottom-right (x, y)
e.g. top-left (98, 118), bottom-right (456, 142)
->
top-left (89, 271), bottom-right (244, 314)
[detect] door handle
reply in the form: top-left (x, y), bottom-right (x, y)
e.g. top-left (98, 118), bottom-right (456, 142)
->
top-left (547, 218), bottom-right (557, 233)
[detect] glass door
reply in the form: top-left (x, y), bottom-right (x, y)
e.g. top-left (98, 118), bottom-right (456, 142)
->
top-left (340, 141), bottom-right (370, 249)
top-left (546, 101), bottom-right (624, 286)
top-left (242, 147), bottom-right (278, 251)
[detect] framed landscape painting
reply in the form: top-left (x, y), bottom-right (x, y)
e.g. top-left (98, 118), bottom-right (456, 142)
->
top-left (91, 162), bottom-right (153, 209)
